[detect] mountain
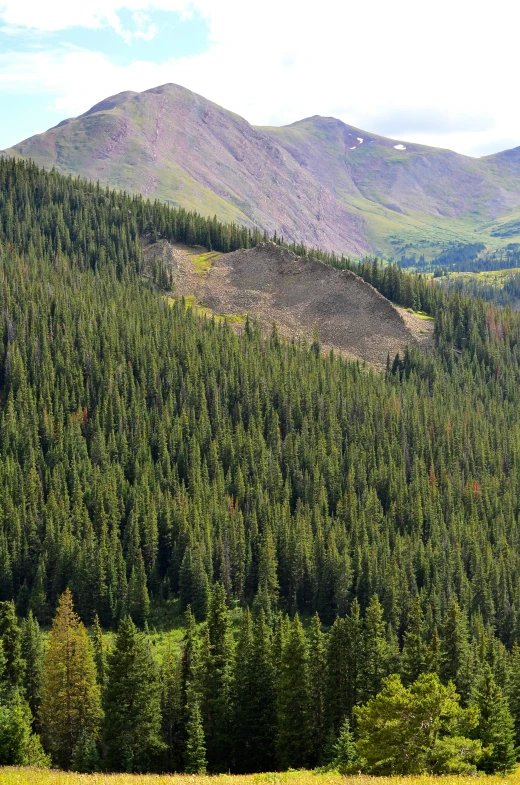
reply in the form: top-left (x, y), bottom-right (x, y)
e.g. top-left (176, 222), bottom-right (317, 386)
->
top-left (3, 83), bottom-right (520, 257)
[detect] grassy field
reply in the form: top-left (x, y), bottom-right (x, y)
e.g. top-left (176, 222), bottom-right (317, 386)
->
top-left (0, 770), bottom-right (518, 785)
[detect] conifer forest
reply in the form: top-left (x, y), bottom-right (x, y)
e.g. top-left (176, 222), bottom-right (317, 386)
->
top-left (3, 158), bottom-right (520, 775)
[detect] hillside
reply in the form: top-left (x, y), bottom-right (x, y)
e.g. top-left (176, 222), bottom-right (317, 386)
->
top-left (3, 83), bottom-right (520, 257)
top-left (145, 240), bottom-right (433, 367)
top-left (4, 157), bottom-right (520, 776)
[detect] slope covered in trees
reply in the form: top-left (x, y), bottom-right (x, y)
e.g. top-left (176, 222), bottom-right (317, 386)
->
top-left (1, 158), bottom-right (520, 636)
top-left (3, 157), bottom-right (520, 771)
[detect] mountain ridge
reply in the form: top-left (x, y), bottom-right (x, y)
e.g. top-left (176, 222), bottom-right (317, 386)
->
top-left (3, 82), bottom-right (520, 257)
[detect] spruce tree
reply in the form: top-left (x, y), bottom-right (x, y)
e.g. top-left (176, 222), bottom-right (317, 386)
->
top-left (330, 718), bottom-right (360, 774)
top-left (185, 685), bottom-right (207, 774)
top-left (441, 598), bottom-right (473, 702)
top-left (0, 689), bottom-right (50, 767)
top-left (401, 597), bottom-right (429, 684)
top-left (473, 664), bottom-right (517, 773)
top-left (508, 642), bottom-right (520, 747)
top-left (161, 637), bottom-right (180, 772)
top-left (325, 616), bottom-right (349, 733)
top-left (361, 595), bottom-right (389, 702)
top-left (102, 615), bottom-right (165, 772)
top-left (276, 614), bottom-right (311, 769)
top-left (39, 589), bottom-right (102, 769)
top-left (200, 583), bottom-right (233, 771)
top-left (0, 601), bottom-right (25, 690)
top-left (91, 614), bottom-right (106, 688)
top-left (20, 611), bottom-right (44, 724)
top-left (308, 613), bottom-right (326, 764)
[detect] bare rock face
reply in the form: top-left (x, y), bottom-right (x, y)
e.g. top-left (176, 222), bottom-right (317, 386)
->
top-left (149, 240), bottom-right (433, 368)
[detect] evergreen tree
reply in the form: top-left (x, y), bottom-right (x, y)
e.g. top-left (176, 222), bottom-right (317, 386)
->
top-left (71, 728), bottom-right (100, 773)
top-left (185, 685), bottom-right (207, 774)
top-left (329, 718), bottom-right (360, 774)
top-left (0, 689), bottom-right (50, 767)
top-left (276, 614), bottom-right (311, 769)
top-left (200, 583), bottom-right (233, 770)
top-left (441, 598), bottom-right (472, 702)
top-left (308, 613), bottom-right (326, 764)
top-left (102, 615), bottom-right (165, 772)
top-left (20, 611), bottom-right (44, 724)
top-left (472, 664), bottom-right (517, 773)
top-left (401, 597), bottom-right (429, 684)
top-left (355, 673), bottom-right (481, 775)
top-left (361, 595), bottom-right (389, 702)
top-left (39, 589), bottom-right (102, 769)
top-left (90, 614), bottom-right (106, 689)
top-left (0, 601), bottom-right (25, 690)
top-left (508, 642), bottom-right (520, 747)
top-left (161, 637), bottom-right (180, 772)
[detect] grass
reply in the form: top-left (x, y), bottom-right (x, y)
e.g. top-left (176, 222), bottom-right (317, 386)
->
top-left (167, 294), bottom-right (247, 325)
top-left (190, 251), bottom-right (221, 277)
top-left (1, 770), bottom-right (519, 785)
top-left (405, 308), bottom-right (434, 321)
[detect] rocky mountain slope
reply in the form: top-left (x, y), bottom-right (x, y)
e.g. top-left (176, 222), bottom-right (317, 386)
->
top-left (3, 83), bottom-right (520, 257)
top-left (145, 240), bottom-right (433, 367)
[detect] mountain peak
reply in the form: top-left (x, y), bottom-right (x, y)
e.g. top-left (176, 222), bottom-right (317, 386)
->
top-left (4, 83), bottom-right (520, 256)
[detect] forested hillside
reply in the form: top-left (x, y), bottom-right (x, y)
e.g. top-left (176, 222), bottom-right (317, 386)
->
top-left (3, 158), bottom-right (520, 773)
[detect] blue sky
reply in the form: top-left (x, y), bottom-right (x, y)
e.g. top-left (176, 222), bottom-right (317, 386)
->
top-left (0, 0), bottom-right (518, 157)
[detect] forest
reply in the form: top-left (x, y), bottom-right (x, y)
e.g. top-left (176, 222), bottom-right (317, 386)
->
top-left (2, 157), bottom-right (520, 773)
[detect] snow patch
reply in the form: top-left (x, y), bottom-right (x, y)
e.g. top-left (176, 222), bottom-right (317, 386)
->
top-left (394, 144), bottom-right (406, 150)
top-left (350, 146), bottom-right (356, 150)
top-left (357, 137), bottom-right (363, 144)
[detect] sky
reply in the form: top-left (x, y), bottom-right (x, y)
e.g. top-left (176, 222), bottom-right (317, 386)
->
top-left (0, 0), bottom-right (518, 157)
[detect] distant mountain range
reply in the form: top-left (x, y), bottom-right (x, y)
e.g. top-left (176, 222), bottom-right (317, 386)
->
top-left (3, 83), bottom-right (520, 258)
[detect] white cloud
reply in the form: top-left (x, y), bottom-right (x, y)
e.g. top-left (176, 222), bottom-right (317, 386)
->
top-left (0, 0), bottom-right (519, 155)
top-left (0, 0), bottom-right (195, 34)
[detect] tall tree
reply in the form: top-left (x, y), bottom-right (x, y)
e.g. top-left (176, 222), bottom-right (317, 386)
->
top-left (200, 583), bottom-right (233, 771)
top-left (276, 614), bottom-right (311, 769)
top-left (0, 601), bottom-right (25, 690)
top-left (39, 589), bottom-right (102, 769)
top-left (472, 664), bottom-right (516, 773)
top-left (102, 615), bottom-right (165, 772)
top-left (20, 611), bottom-right (44, 725)
top-left (401, 597), bottom-right (429, 684)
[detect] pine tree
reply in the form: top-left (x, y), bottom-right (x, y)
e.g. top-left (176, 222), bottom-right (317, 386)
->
top-left (185, 685), bottom-right (207, 774)
top-left (39, 589), bottom-right (102, 769)
top-left (0, 689), bottom-right (50, 767)
top-left (102, 615), bottom-right (165, 772)
top-left (308, 613), bottom-right (326, 764)
top-left (325, 617), bottom-right (349, 733)
top-left (71, 728), bottom-right (100, 773)
top-left (161, 637), bottom-right (180, 772)
top-left (127, 551), bottom-right (150, 628)
top-left (329, 718), bottom-right (360, 774)
top-left (361, 595), bottom-right (389, 702)
top-left (200, 583), bottom-right (233, 771)
top-left (441, 598), bottom-right (473, 702)
top-left (0, 601), bottom-right (25, 690)
top-left (20, 611), bottom-right (44, 723)
top-left (232, 608), bottom-right (276, 772)
top-left (276, 614), bottom-right (311, 769)
top-left (473, 664), bottom-right (517, 773)
top-left (401, 597), bottom-right (429, 684)
top-left (90, 614), bottom-right (106, 688)
top-left (508, 642), bottom-right (520, 747)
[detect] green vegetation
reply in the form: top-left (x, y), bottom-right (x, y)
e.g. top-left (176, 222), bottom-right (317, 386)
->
top-left (190, 251), bottom-right (221, 277)
top-left (3, 158), bottom-right (520, 773)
